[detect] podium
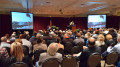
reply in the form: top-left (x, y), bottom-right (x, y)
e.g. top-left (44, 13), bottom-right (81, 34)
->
top-left (71, 25), bottom-right (76, 32)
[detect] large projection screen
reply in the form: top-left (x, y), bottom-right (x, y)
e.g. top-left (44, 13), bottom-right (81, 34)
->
top-left (11, 12), bottom-right (33, 30)
top-left (88, 15), bottom-right (106, 28)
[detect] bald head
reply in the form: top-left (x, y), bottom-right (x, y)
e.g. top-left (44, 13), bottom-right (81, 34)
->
top-left (88, 37), bottom-right (95, 46)
top-left (1, 37), bottom-right (7, 42)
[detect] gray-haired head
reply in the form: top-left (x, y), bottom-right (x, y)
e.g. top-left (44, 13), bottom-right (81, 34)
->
top-left (47, 43), bottom-right (58, 56)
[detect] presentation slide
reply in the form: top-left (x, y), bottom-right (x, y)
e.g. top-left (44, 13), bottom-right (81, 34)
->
top-left (12, 12), bottom-right (33, 30)
top-left (88, 15), bottom-right (106, 28)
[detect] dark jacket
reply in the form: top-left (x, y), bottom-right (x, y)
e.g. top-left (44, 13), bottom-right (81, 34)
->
top-left (79, 46), bottom-right (101, 67)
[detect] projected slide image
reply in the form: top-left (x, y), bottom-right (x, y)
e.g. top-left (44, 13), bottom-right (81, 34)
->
top-left (12, 12), bottom-right (33, 30)
top-left (88, 15), bottom-right (106, 28)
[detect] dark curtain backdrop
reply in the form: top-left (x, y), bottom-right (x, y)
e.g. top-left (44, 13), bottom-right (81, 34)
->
top-left (0, 14), bottom-right (120, 38)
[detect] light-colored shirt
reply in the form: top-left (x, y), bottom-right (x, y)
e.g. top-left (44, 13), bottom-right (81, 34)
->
top-left (22, 39), bottom-right (32, 53)
top-left (109, 42), bottom-right (120, 55)
top-left (0, 42), bottom-right (11, 48)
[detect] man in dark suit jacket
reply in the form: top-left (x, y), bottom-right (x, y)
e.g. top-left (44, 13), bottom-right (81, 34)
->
top-left (79, 37), bottom-right (101, 67)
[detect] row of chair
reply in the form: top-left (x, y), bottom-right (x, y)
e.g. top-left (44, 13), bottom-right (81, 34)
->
top-left (9, 52), bottom-right (119, 67)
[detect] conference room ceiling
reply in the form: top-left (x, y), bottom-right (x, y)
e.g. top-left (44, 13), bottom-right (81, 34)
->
top-left (0, 0), bottom-right (120, 17)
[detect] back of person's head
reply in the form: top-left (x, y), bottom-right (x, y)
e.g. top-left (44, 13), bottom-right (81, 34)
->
top-left (76, 33), bottom-right (81, 37)
top-left (47, 43), bottom-right (58, 56)
top-left (97, 34), bottom-right (105, 42)
top-left (22, 34), bottom-right (27, 39)
top-left (10, 42), bottom-right (24, 61)
top-left (106, 34), bottom-right (112, 40)
top-left (37, 37), bottom-right (43, 44)
top-left (88, 37), bottom-right (95, 46)
top-left (117, 34), bottom-right (120, 42)
top-left (33, 31), bottom-right (37, 36)
top-left (1, 37), bottom-right (7, 42)
top-left (15, 39), bottom-right (22, 44)
top-left (86, 32), bottom-right (91, 38)
top-left (12, 33), bottom-right (16, 37)
top-left (64, 33), bottom-right (69, 38)
top-left (95, 30), bottom-right (99, 34)
top-left (36, 33), bottom-right (41, 38)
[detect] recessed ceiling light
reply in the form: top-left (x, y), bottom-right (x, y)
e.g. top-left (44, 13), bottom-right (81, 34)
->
top-left (46, 2), bottom-right (50, 3)
top-left (81, 4), bottom-right (85, 5)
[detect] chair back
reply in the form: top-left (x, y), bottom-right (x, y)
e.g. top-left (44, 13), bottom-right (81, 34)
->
top-left (34, 49), bottom-right (46, 63)
top-left (42, 58), bottom-right (59, 67)
top-left (71, 46), bottom-right (80, 54)
top-left (106, 52), bottom-right (118, 65)
top-left (10, 62), bottom-right (28, 67)
top-left (61, 56), bottom-right (77, 67)
top-left (0, 55), bottom-right (4, 67)
top-left (88, 53), bottom-right (101, 67)
top-left (100, 45), bottom-right (107, 53)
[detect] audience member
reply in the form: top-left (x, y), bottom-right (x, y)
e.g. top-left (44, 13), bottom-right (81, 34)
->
top-left (56, 37), bottom-right (64, 49)
top-left (79, 37), bottom-right (101, 67)
top-left (105, 34), bottom-right (114, 47)
top-left (73, 33), bottom-right (84, 45)
top-left (1, 37), bottom-right (10, 48)
top-left (22, 34), bottom-right (32, 53)
top-left (7, 42), bottom-right (33, 67)
top-left (37, 43), bottom-right (62, 67)
top-left (95, 34), bottom-right (105, 47)
top-left (34, 37), bottom-right (47, 51)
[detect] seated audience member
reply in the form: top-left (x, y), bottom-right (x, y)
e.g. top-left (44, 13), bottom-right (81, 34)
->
top-left (103, 34), bottom-right (120, 66)
top-left (79, 37), bottom-right (101, 67)
top-left (56, 38), bottom-right (64, 49)
top-left (34, 37), bottom-right (47, 51)
top-left (61, 33), bottom-right (73, 45)
top-left (105, 34), bottom-right (114, 47)
top-left (10, 34), bottom-right (16, 43)
top-left (0, 46), bottom-right (9, 67)
top-left (29, 33), bottom-right (41, 45)
top-left (73, 33), bottom-right (84, 45)
top-left (1, 37), bottom-right (10, 48)
top-left (5, 34), bottom-right (11, 43)
top-left (92, 30), bottom-right (99, 40)
top-left (37, 43), bottom-right (62, 67)
top-left (7, 42), bottom-right (33, 67)
top-left (0, 46), bottom-right (9, 58)
top-left (22, 34), bottom-right (32, 54)
top-left (108, 34), bottom-right (120, 57)
top-left (24, 31), bottom-right (31, 40)
top-left (85, 32), bottom-right (91, 46)
top-left (95, 34), bottom-right (105, 47)
top-left (44, 32), bottom-right (57, 45)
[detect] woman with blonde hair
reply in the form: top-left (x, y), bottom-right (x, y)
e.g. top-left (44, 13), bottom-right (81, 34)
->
top-left (95, 34), bottom-right (105, 47)
top-left (7, 42), bottom-right (33, 67)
